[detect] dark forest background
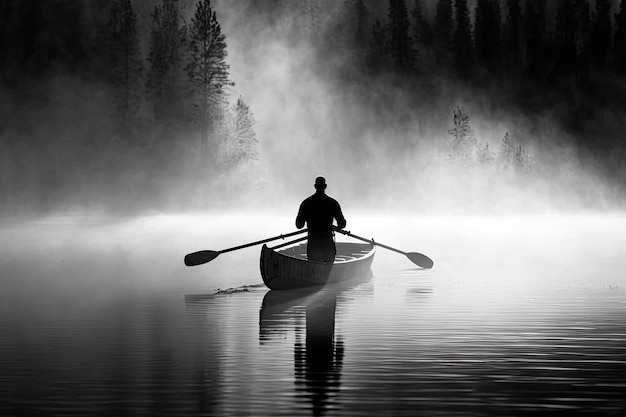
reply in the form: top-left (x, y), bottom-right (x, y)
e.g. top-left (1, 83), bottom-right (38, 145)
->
top-left (2, 0), bottom-right (626, 214)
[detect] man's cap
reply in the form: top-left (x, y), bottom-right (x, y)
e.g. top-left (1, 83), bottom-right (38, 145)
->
top-left (315, 176), bottom-right (326, 187)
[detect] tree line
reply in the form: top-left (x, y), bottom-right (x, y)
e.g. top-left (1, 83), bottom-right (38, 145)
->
top-left (261, 0), bottom-right (626, 186)
top-left (0, 0), bottom-right (259, 212)
top-left (385, 0), bottom-right (625, 179)
top-left (325, 0), bottom-right (626, 82)
top-left (105, 0), bottom-right (258, 166)
top-left (2, 0), bottom-right (626, 212)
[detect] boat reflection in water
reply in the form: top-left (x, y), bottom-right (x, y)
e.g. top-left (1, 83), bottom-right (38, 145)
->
top-left (260, 273), bottom-right (372, 416)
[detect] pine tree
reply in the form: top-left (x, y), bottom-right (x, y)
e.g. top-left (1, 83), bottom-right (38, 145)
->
top-left (476, 141), bottom-right (495, 167)
top-left (615, 0), bottom-right (626, 72)
top-left (388, 0), bottom-right (414, 72)
top-left (524, 1), bottom-right (548, 80)
top-left (474, 0), bottom-right (501, 71)
top-left (498, 132), bottom-right (534, 173)
top-left (434, 0), bottom-right (454, 66)
top-left (185, 0), bottom-right (234, 164)
top-left (0, 1), bottom-right (17, 72)
top-left (331, 0), bottom-right (370, 58)
top-left (228, 97), bottom-right (259, 164)
top-left (1, 1), bottom-right (37, 74)
top-left (447, 106), bottom-right (476, 162)
top-left (288, 0), bottom-right (320, 43)
top-left (554, 0), bottom-right (579, 75)
top-left (370, 19), bottom-right (388, 69)
top-left (553, 0), bottom-right (592, 80)
top-left (217, 97), bottom-right (262, 196)
top-left (453, 0), bottom-right (473, 73)
top-left (305, 0), bottom-right (321, 42)
top-left (576, 0), bottom-right (592, 79)
top-left (0, 1), bottom-right (86, 74)
top-left (591, 0), bottom-right (611, 59)
top-left (146, 0), bottom-right (186, 123)
top-left (505, 0), bottom-right (521, 72)
top-left (411, 0), bottom-right (433, 46)
top-left (353, 0), bottom-right (370, 53)
top-left (498, 132), bottom-right (515, 169)
top-left (513, 144), bottom-right (531, 171)
top-left (108, 0), bottom-right (144, 132)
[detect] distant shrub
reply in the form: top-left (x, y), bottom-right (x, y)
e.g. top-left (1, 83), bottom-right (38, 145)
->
top-left (498, 132), bottom-right (535, 174)
top-left (446, 106), bottom-right (477, 165)
top-left (445, 107), bottom-right (535, 174)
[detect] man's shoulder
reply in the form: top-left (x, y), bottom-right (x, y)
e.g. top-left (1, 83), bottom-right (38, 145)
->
top-left (301, 194), bottom-right (317, 204)
top-left (301, 193), bottom-right (341, 207)
top-left (323, 194), bottom-right (340, 205)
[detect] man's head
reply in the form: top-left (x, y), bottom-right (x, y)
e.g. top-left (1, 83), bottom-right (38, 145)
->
top-left (314, 176), bottom-right (327, 191)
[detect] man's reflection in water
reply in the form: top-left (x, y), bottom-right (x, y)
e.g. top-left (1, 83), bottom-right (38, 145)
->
top-left (260, 275), bottom-right (372, 416)
top-left (260, 290), bottom-right (343, 417)
top-left (294, 295), bottom-right (343, 417)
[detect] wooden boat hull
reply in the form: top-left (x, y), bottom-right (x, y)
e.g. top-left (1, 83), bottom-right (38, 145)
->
top-left (260, 242), bottom-right (375, 290)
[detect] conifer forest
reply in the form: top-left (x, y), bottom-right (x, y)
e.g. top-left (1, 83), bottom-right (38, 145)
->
top-left (2, 0), bottom-right (626, 213)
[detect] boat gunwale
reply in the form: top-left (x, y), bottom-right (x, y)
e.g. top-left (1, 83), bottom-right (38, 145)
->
top-left (267, 241), bottom-right (376, 265)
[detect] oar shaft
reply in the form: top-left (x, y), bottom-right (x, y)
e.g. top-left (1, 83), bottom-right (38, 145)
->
top-left (335, 228), bottom-right (433, 268)
top-left (271, 235), bottom-right (308, 250)
top-left (219, 229), bottom-right (308, 254)
top-left (335, 229), bottom-right (407, 255)
top-left (369, 241), bottom-right (406, 256)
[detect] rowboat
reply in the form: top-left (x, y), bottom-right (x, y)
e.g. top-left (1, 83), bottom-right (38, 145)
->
top-left (260, 241), bottom-right (375, 290)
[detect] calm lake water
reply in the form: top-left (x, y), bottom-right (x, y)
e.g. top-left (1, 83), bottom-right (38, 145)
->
top-left (1, 213), bottom-right (625, 416)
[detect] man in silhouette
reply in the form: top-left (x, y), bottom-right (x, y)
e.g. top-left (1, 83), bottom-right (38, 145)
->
top-left (296, 176), bottom-right (346, 263)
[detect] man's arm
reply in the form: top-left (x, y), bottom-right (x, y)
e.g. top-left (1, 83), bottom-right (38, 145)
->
top-left (295, 202), bottom-right (306, 229)
top-left (334, 201), bottom-right (346, 229)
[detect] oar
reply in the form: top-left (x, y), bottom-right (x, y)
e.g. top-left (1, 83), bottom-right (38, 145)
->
top-left (271, 235), bottom-right (309, 250)
top-left (334, 228), bottom-right (434, 269)
top-left (184, 229), bottom-right (308, 266)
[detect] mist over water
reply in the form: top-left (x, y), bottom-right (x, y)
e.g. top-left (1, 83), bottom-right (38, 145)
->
top-left (1, 214), bottom-right (625, 415)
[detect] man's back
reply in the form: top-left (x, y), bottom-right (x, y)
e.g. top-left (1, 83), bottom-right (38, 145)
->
top-left (295, 176), bottom-right (346, 262)
top-left (296, 192), bottom-right (346, 238)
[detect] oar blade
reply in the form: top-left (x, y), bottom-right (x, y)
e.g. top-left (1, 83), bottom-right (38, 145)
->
top-left (184, 250), bottom-right (220, 266)
top-left (406, 252), bottom-right (434, 269)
